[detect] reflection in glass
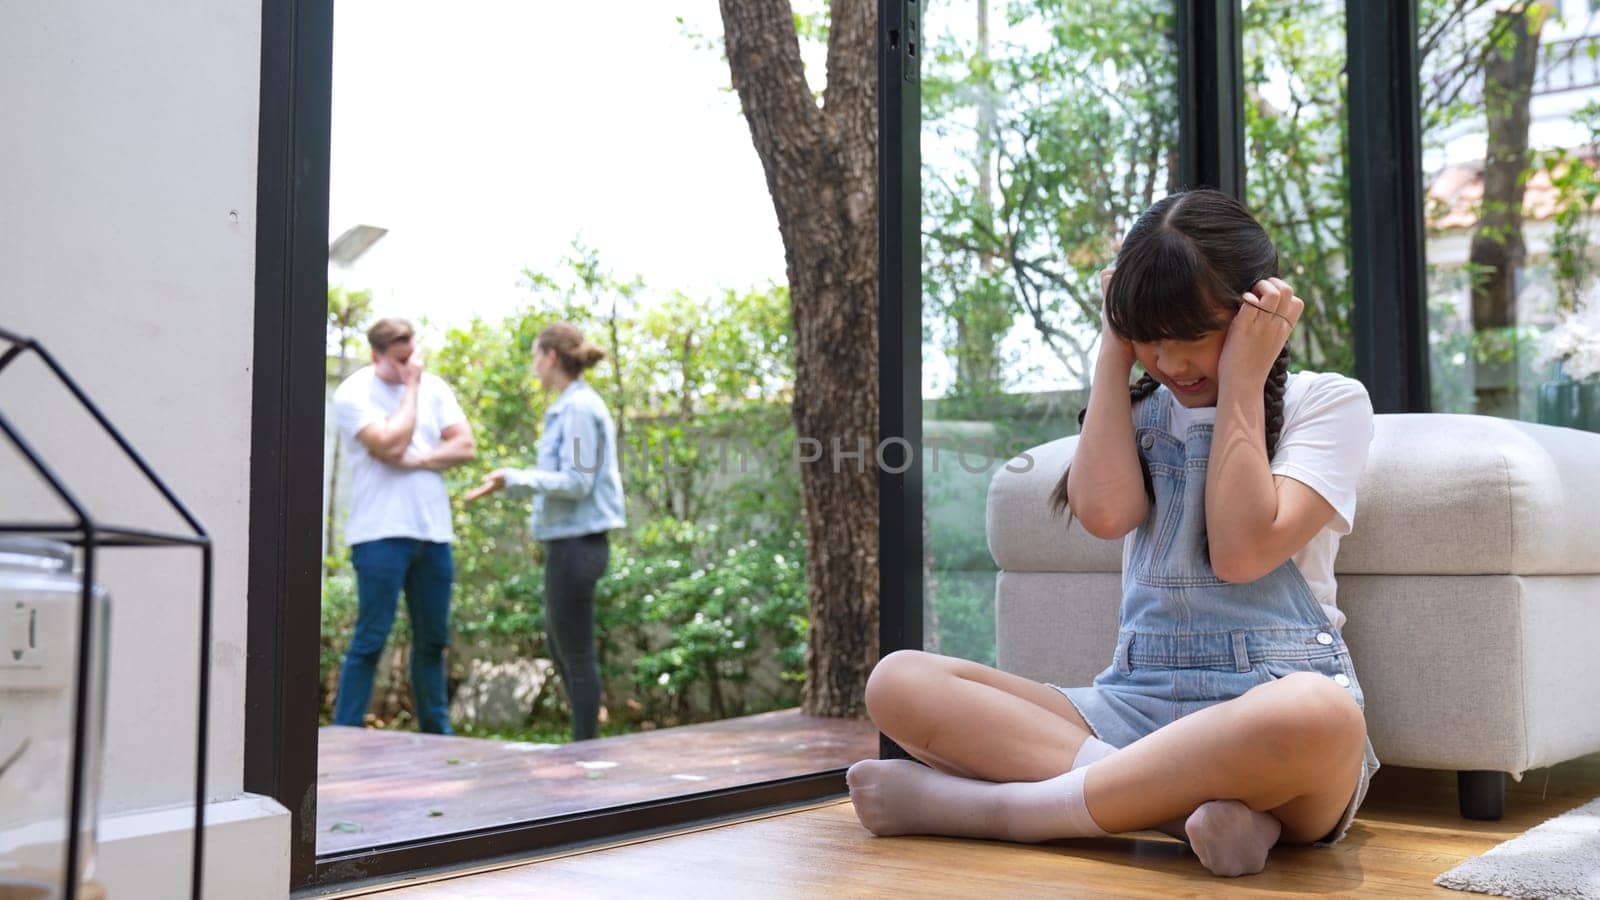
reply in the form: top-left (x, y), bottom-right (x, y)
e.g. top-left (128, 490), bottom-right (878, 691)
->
top-left (1422, 1), bottom-right (1600, 425)
top-left (1243, 0), bottom-right (1353, 374)
top-left (920, 1), bottom-right (1180, 662)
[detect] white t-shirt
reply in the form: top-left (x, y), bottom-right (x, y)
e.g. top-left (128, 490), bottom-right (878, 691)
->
top-left (333, 366), bottom-right (468, 545)
top-left (1121, 371), bottom-right (1375, 631)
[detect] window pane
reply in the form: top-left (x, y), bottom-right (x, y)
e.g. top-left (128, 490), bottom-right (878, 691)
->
top-left (1421, 3), bottom-right (1600, 426)
top-left (921, 1), bottom-right (1181, 662)
top-left (1243, 0), bottom-right (1354, 375)
top-left (320, 1), bottom-right (873, 853)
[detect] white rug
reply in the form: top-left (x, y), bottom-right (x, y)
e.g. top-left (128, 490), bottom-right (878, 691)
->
top-left (1435, 796), bottom-right (1600, 899)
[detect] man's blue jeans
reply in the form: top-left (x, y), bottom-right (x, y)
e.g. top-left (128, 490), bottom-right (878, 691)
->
top-left (333, 538), bottom-right (454, 734)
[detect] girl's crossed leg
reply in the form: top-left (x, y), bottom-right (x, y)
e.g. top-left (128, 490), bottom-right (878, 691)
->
top-left (862, 648), bottom-right (1098, 781)
top-left (849, 650), bottom-right (1368, 875)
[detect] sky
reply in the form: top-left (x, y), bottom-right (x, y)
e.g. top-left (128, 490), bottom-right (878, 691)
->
top-left (327, 3), bottom-right (792, 333)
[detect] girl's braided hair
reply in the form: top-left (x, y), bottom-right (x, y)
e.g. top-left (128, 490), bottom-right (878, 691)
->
top-left (1049, 189), bottom-right (1290, 517)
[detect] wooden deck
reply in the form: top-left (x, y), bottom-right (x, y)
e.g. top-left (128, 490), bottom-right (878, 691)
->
top-left (377, 753), bottom-right (1600, 897)
top-left (317, 708), bottom-right (878, 855)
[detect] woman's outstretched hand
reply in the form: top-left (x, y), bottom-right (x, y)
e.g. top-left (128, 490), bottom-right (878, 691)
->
top-left (463, 469), bottom-right (508, 503)
top-left (1220, 277), bottom-right (1301, 387)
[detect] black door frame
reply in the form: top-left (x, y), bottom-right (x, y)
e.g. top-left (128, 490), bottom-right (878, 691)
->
top-left (1348, 0), bottom-right (1431, 412)
top-left (247, 0), bottom-right (1426, 890)
top-left (246, 0), bottom-right (333, 885)
top-left (876, 0), bottom-right (923, 761)
top-left (1180, 0), bottom-right (1247, 196)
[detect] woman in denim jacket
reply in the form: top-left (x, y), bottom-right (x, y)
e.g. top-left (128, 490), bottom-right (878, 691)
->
top-left (468, 322), bottom-right (626, 741)
top-left (847, 190), bottom-right (1379, 878)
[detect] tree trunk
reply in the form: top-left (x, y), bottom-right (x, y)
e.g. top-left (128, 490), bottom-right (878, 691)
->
top-left (721, 0), bottom-right (880, 717)
top-left (1469, 5), bottom-right (1544, 416)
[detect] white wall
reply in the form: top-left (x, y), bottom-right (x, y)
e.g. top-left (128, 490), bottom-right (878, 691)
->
top-left (0, 1), bottom-right (286, 897)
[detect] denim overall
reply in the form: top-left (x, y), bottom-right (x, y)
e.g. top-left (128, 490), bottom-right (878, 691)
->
top-left (1061, 386), bottom-right (1380, 843)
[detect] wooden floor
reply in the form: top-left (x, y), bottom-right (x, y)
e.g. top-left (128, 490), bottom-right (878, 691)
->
top-left (375, 753), bottom-right (1600, 898)
top-left (318, 709), bottom-right (877, 854)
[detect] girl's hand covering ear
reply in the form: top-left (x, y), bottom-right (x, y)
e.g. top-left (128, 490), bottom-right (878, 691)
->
top-left (1098, 267), bottom-right (1136, 373)
top-left (1220, 277), bottom-right (1301, 387)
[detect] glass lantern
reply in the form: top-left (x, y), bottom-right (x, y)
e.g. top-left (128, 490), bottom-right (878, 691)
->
top-left (0, 538), bottom-right (110, 900)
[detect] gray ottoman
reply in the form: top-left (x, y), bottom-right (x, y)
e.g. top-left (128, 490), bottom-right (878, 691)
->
top-left (987, 413), bottom-right (1600, 819)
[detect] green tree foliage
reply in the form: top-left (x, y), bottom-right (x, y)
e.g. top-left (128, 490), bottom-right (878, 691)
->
top-left (1242, 0), bottom-right (1353, 374)
top-left (1539, 102), bottom-right (1600, 315)
top-left (917, 0), bottom-right (1380, 386)
top-left (921, 0), bottom-right (1564, 389)
top-left (922, 0), bottom-right (1180, 395)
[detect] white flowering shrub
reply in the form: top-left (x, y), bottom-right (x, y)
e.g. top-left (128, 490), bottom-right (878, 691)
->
top-left (1538, 293), bottom-right (1600, 381)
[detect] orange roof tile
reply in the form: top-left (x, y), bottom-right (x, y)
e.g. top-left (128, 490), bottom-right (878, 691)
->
top-left (1427, 150), bottom-right (1600, 232)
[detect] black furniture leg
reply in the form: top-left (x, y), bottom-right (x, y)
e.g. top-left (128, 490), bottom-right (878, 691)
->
top-left (1458, 770), bottom-right (1506, 820)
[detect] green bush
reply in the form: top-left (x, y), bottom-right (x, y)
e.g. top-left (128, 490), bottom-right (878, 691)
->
top-left (610, 522), bottom-right (808, 724)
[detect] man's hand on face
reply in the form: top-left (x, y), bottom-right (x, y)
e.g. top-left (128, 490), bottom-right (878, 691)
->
top-left (400, 348), bottom-right (424, 387)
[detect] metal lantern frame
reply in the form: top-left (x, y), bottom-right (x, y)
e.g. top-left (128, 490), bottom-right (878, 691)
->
top-left (0, 325), bottom-right (211, 900)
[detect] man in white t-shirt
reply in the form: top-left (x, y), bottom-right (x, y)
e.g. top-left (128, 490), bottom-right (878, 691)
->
top-left (331, 318), bottom-right (475, 734)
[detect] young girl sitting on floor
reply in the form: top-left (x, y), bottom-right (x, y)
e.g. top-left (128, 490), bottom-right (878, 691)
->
top-left (847, 188), bottom-right (1380, 877)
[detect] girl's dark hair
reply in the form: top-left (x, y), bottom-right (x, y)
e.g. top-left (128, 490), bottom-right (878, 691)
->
top-left (1049, 188), bottom-right (1291, 517)
top-left (537, 321), bottom-right (606, 377)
